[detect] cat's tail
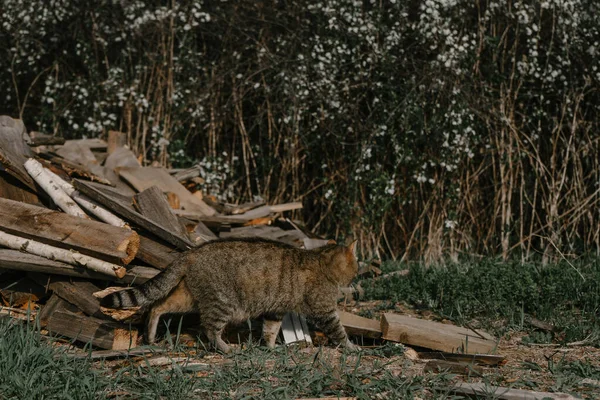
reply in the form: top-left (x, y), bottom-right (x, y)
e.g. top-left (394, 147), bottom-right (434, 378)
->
top-left (100, 260), bottom-right (186, 309)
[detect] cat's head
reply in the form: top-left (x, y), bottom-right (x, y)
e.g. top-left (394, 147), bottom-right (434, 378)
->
top-left (321, 240), bottom-right (359, 285)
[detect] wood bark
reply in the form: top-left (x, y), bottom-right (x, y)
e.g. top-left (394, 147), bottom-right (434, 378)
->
top-left (44, 168), bottom-right (127, 227)
top-left (0, 197), bottom-right (138, 264)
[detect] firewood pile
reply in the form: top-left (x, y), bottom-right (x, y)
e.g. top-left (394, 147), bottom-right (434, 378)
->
top-left (1, 115), bottom-right (510, 381)
top-left (0, 115), bottom-right (312, 349)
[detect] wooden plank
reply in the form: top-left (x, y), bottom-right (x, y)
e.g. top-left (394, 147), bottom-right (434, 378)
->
top-left (0, 171), bottom-right (40, 205)
top-left (0, 115), bottom-right (36, 189)
top-left (107, 130), bottom-right (127, 155)
top-left (133, 186), bottom-right (189, 239)
top-left (0, 197), bottom-right (139, 265)
top-left (136, 233), bottom-right (181, 270)
top-left (73, 179), bottom-right (194, 250)
top-left (49, 280), bottom-right (106, 319)
top-left (56, 141), bottom-right (99, 168)
top-left (47, 309), bottom-right (138, 350)
top-left (450, 382), bottom-right (578, 400)
top-left (117, 166), bottom-right (215, 216)
top-left (0, 250), bottom-right (159, 284)
top-left (338, 311), bottom-right (381, 339)
top-left (38, 294), bottom-right (72, 327)
top-left (381, 314), bottom-right (497, 354)
top-left (419, 351), bottom-right (506, 366)
top-left (290, 312), bottom-right (306, 342)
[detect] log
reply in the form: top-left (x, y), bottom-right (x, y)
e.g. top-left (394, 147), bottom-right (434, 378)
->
top-left (73, 179), bottom-right (194, 250)
top-left (24, 158), bottom-right (89, 218)
top-left (44, 168), bottom-right (127, 227)
top-left (0, 230), bottom-right (127, 278)
top-left (133, 186), bottom-right (189, 239)
top-left (0, 250), bottom-right (157, 284)
top-left (450, 382), bottom-right (578, 400)
top-left (171, 165), bottom-right (201, 182)
top-left (47, 309), bottom-right (138, 350)
top-left (117, 166), bottom-right (216, 216)
top-left (28, 132), bottom-right (65, 147)
top-left (0, 115), bottom-right (36, 190)
top-left (381, 313), bottom-right (497, 354)
top-left (0, 197), bottom-right (138, 264)
top-left (338, 311), bottom-right (382, 339)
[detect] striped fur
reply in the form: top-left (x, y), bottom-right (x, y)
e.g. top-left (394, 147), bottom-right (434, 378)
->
top-left (101, 237), bottom-right (359, 353)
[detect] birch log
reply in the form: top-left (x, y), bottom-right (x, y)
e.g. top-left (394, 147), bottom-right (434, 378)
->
top-left (0, 230), bottom-right (126, 278)
top-left (44, 168), bottom-right (127, 228)
top-left (23, 158), bottom-right (89, 219)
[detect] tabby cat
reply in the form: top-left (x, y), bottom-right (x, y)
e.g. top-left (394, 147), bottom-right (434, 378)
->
top-left (101, 237), bottom-right (359, 353)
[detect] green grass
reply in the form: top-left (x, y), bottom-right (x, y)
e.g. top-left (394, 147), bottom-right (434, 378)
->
top-left (361, 258), bottom-right (600, 344)
top-left (0, 318), bottom-right (106, 399)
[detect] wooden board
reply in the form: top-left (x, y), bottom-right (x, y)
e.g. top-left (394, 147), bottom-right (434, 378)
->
top-left (47, 309), bottom-right (138, 350)
top-left (281, 312), bottom-right (311, 345)
top-left (0, 250), bottom-right (159, 284)
top-left (381, 314), bottom-right (497, 354)
top-left (338, 311), bottom-right (381, 339)
top-left (117, 166), bottom-right (215, 216)
top-left (0, 197), bottom-right (139, 265)
top-left (0, 115), bottom-right (36, 190)
top-left (0, 171), bottom-right (40, 205)
top-left (73, 179), bottom-right (194, 250)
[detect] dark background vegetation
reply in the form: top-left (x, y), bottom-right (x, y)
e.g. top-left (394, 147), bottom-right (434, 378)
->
top-left (1, 0), bottom-right (599, 262)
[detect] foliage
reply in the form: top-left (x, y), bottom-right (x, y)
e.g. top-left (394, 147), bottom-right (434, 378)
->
top-left (1, 0), bottom-right (599, 260)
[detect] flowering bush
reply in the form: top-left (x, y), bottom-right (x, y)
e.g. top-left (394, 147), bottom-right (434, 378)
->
top-left (1, 0), bottom-right (599, 261)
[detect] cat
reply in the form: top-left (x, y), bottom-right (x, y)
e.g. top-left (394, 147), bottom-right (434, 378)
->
top-left (101, 237), bottom-right (359, 353)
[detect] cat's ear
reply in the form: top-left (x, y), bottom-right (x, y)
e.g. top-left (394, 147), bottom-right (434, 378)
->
top-left (348, 240), bottom-right (358, 257)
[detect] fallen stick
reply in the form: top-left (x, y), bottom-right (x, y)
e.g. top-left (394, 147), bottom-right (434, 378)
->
top-left (0, 230), bottom-right (126, 278)
top-left (23, 158), bottom-right (88, 219)
top-left (44, 169), bottom-right (127, 228)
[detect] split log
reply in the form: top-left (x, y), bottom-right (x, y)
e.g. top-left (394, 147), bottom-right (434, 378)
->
top-left (44, 168), bottom-right (127, 227)
top-left (0, 115), bottom-right (36, 190)
top-left (73, 179), bottom-right (194, 250)
top-left (381, 313), bottom-right (497, 354)
top-left (0, 197), bottom-right (138, 264)
top-left (48, 280), bottom-right (106, 319)
top-left (303, 238), bottom-right (335, 250)
top-left (450, 382), bottom-right (578, 400)
top-left (117, 166), bottom-right (216, 216)
top-left (338, 311), bottom-right (381, 339)
top-left (0, 230), bottom-right (126, 278)
top-left (103, 147), bottom-right (139, 196)
top-left (136, 233), bottom-right (181, 270)
top-left (0, 250), bottom-right (158, 284)
top-left (171, 165), bottom-right (201, 182)
top-left (133, 186), bottom-right (189, 239)
top-left (47, 309), bottom-right (138, 350)
top-left (24, 158), bottom-right (89, 218)
top-left (39, 294), bottom-right (72, 327)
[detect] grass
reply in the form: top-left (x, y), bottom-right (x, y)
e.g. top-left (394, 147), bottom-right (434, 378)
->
top-left (2, 258), bottom-right (600, 399)
top-left (361, 258), bottom-right (600, 344)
